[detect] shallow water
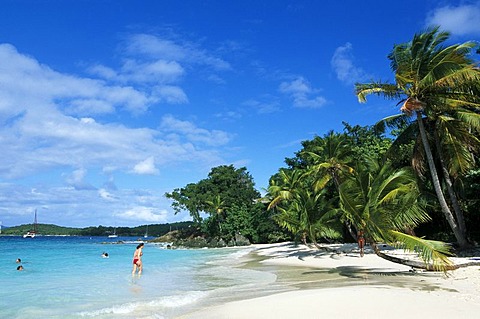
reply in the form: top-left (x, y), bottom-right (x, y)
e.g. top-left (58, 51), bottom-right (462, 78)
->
top-left (0, 236), bottom-right (278, 319)
top-left (1, 237), bottom-right (449, 318)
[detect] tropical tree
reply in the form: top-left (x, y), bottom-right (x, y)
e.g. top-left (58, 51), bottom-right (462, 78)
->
top-left (305, 131), bottom-right (354, 190)
top-left (165, 165), bottom-right (271, 243)
top-left (338, 157), bottom-right (454, 270)
top-left (355, 27), bottom-right (480, 248)
top-left (205, 194), bottom-right (226, 239)
top-left (266, 168), bottom-right (341, 245)
top-left (304, 131), bottom-right (357, 239)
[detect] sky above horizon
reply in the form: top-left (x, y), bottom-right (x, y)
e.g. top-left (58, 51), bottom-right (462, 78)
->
top-left (1, 0), bottom-right (479, 228)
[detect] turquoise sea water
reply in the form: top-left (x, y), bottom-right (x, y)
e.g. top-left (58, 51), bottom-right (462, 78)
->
top-left (0, 236), bottom-right (277, 319)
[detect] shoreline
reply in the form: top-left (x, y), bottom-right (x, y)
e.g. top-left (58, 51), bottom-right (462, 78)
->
top-left (180, 242), bottom-right (480, 319)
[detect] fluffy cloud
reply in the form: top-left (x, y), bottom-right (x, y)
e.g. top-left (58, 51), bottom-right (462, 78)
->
top-left (426, 3), bottom-right (480, 36)
top-left (331, 42), bottom-right (369, 85)
top-left (0, 39), bottom-right (235, 227)
top-left (160, 114), bottom-right (233, 146)
top-left (0, 43), bottom-right (232, 179)
top-left (98, 188), bottom-right (116, 201)
top-left (116, 206), bottom-right (169, 223)
top-left (65, 168), bottom-right (96, 190)
top-left (0, 182), bottom-right (179, 227)
top-left (133, 157), bottom-right (159, 175)
top-left (0, 45), bottom-right (152, 118)
top-left (124, 33), bottom-right (232, 71)
top-left (279, 77), bottom-right (327, 108)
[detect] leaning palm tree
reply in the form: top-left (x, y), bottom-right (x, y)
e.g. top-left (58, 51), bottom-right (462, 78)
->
top-left (355, 26), bottom-right (480, 248)
top-left (339, 157), bottom-right (454, 271)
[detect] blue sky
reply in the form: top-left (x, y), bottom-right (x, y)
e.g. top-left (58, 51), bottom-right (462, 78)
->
top-left (0, 0), bottom-right (479, 228)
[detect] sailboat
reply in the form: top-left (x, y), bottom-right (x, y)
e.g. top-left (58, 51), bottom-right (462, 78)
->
top-left (108, 226), bottom-right (118, 238)
top-left (144, 225), bottom-right (149, 238)
top-left (23, 209), bottom-right (38, 238)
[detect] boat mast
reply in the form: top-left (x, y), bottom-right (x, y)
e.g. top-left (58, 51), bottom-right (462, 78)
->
top-left (33, 209), bottom-right (38, 233)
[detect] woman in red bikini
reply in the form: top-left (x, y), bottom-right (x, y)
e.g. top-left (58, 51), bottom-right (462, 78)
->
top-left (132, 243), bottom-right (144, 275)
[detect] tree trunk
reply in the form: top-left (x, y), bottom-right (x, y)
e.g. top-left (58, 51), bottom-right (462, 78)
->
top-left (345, 221), bottom-right (358, 241)
top-left (371, 242), bottom-right (480, 271)
top-left (416, 112), bottom-right (468, 248)
top-left (434, 132), bottom-right (468, 239)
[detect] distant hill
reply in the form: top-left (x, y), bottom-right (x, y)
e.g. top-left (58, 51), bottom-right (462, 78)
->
top-left (1, 221), bottom-right (194, 237)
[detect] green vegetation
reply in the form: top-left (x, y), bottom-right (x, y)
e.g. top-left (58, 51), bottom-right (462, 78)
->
top-left (165, 164), bottom-right (289, 245)
top-left (356, 26), bottom-right (480, 249)
top-left (5, 28), bottom-right (478, 270)
top-left (165, 27), bottom-right (480, 270)
top-left (1, 222), bottom-right (194, 237)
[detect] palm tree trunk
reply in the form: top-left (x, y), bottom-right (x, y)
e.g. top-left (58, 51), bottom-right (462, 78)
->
top-left (434, 133), bottom-right (468, 239)
top-left (333, 174), bottom-right (358, 242)
top-left (416, 112), bottom-right (468, 248)
top-left (370, 242), bottom-right (480, 271)
top-left (345, 221), bottom-right (358, 241)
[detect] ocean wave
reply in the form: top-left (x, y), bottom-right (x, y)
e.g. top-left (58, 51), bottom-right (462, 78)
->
top-left (76, 290), bottom-right (208, 318)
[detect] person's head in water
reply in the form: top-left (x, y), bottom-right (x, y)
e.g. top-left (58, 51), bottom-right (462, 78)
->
top-left (136, 243), bottom-right (144, 249)
top-left (17, 265), bottom-right (24, 271)
top-left (16, 258), bottom-right (21, 263)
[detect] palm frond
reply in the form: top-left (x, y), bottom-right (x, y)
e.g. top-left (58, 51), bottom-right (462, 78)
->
top-left (389, 230), bottom-right (454, 271)
top-left (355, 82), bottom-right (401, 103)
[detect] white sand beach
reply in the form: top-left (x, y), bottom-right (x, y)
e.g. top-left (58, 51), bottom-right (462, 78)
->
top-left (182, 242), bottom-right (480, 319)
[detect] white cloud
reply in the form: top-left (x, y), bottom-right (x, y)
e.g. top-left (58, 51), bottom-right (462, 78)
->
top-left (279, 77), bottom-right (327, 108)
top-left (154, 85), bottom-right (189, 104)
top-left (160, 114), bottom-right (232, 146)
top-left (133, 157), bottom-right (159, 175)
top-left (0, 43), bottom-right (151, 117)
top-left (331, 42), bottom-right (369, 85)
top-left (0, 44), bottom-right (231, 180)
top-left (426, 3), bottom-right (480, 36)
top-left (98, 188), bottom-right (116, 201)
top-left (117, 206), bottom-right (169, 223)
top-left (125, 34), bottom-right (231, 71)
top-left (120, 58), bottom-right (185, 84)
top-left (87, 64), bottom-right (118, 79)
top-left (243, 98), bottom-right (281, 114)
top-left (65, 168), bottom-right (96, 190)
top-left (0, 182), bottom-right (177, 227)
top-left (0, 39), bottom-right (236, 227)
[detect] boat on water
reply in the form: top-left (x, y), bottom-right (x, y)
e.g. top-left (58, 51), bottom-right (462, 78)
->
top-left (23, 210), bottom-right (38, 238)
top-left (108, 226), bottom-right (118, 238)
top-left (144, 225), bottom-right (149, 238)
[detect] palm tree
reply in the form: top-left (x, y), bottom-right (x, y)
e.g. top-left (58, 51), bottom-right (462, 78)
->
top-left (304, 131), bottom-right (356, 239)
top-left (267, 168), bottom-right (306, 211)
top-left (267, 169), bottom-right (341, 245)
top-left (355, 27), bottom-right (480, 248)
top-left (305, 131), bottom-right (354, 190)
top-left (205, 195), bottom-right (226, 239)
top-left (338, 157), bottom-right (454, 270)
